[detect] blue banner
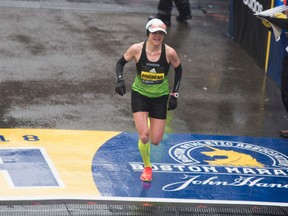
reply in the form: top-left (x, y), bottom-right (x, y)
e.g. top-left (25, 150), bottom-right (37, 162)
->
top-left (275, 0), bottom-right (285, 6)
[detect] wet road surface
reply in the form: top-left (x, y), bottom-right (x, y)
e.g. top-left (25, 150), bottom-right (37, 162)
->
top-left (0, 0), bottom-right (287, 138)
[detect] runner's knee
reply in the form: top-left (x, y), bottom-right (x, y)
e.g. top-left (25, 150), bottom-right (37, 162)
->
top-left (150, 137), bottom-right (161, 145)
top-left (139, 132), bottom-right (149, 144)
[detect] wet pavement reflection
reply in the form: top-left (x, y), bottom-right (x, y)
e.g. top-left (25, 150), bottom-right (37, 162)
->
top-left (0, 0), bottom-right (287, 138)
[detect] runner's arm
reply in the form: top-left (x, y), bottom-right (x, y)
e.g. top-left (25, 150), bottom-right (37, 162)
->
top-left (169, 48), bottom-right (182, 93)
top-left (115, 44), bottom-right (140, 96)
top-left (116, 44), bottom-right (139, 80)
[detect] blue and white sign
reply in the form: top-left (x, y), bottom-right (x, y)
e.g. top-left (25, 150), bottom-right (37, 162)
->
top-left (275, 0), bottom-right (286, 6)
top-left (93, 133), bottom-right (288, 205)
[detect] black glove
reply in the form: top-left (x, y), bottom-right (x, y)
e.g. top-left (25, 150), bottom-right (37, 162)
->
top-left (115, 79), bottom-right (126, 96)
top-left (168, 95), bottom-right (177, 110)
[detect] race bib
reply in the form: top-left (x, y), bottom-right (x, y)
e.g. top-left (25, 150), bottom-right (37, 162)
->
top-left (141, 71), bottom-right (164, 84)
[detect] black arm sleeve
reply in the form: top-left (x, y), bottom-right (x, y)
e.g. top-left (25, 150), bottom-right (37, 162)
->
top-left (172, 64), bottom-right (182, 92)
top-left (116, 56), bottom-right (128, 80)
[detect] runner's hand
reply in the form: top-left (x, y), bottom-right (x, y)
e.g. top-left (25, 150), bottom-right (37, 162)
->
top-left (168, 95), bottom-right (177, 110)
top-left (115, 79), bottom-right (126, 96)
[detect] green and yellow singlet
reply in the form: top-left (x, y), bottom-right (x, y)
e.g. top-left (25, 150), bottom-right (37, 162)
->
top-left (132, 42), bottom-right (170, 98)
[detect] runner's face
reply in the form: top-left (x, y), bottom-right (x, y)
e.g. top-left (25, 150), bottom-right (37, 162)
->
top-left (285, 10), bottom-right (288, 17)
top-left (149, 31), bottom-right (164, 45)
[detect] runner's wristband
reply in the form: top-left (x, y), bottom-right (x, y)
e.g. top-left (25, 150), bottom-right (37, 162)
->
top-left (170, 92), bottom-right (179, 98)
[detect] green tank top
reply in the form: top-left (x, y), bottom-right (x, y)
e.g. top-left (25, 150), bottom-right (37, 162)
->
top-left (132, 42), bottom-right (170, 98)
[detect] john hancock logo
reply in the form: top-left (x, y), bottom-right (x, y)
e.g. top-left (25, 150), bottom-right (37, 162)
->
top-left (130, 140), bottom-right (288, 192)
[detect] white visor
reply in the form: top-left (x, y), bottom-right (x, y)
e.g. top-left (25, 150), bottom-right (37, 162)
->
top-left (146, 18), bottom-right (167, 34)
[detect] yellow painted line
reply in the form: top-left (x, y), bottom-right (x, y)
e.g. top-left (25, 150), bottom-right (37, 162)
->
top-left (265, 0), bottom-right (275, 73)
top-left (0, 128), bottom-right (121, 199)
top-left (265, 32), bottom-right (272, 73)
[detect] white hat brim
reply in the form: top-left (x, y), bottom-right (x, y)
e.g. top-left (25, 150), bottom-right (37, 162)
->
top-left (148, 27), bottom-right (167, 34)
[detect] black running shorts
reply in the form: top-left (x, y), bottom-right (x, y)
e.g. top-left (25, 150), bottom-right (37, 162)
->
top-left (131, 90), bottom-right (169, 119)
